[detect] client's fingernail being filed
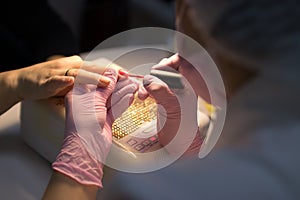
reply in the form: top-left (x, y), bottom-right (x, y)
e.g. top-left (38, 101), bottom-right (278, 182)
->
top-left (119, 69), bottom-right (129, 76)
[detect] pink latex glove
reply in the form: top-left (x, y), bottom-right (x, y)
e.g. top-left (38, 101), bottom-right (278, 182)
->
top-left (155, 53), bottom-right (211, 104)
top-left (140, 56), bottom-right (203, 157)
top-left (152, 54), bottom-right (225, 159)
top-left (52, 68), bottom-right (139, 187)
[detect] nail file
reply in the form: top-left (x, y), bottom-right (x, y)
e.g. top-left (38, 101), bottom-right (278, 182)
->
top-left (126, 73), bottom-right (145, 79)
top-left (120, 69), bottom-right (184, 89)
top-left (150, 69), bottom-right (184, 89)
top-left (119, 70), bottom-right (144, 79)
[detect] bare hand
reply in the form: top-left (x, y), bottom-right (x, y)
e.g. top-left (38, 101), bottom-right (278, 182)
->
top-left (15, 55), bottom-right (83, 100)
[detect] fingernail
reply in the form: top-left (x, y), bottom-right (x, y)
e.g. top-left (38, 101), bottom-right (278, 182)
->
top-left (143, 75), bottom-right (152, 86)
top-left (98, 76), bottom-right (111, 87)
top-left (138, 86), bottom-right (148, 100)
top-left (64, 77), bottom-right (74, 82)
top-left (118, 69), bottom-right (129, 76)
top-left (118, 69), bottom-right (129, 81)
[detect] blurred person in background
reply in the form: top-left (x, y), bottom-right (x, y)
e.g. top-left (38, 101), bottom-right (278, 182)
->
top-left (98, 0), bottom-right (300, 199)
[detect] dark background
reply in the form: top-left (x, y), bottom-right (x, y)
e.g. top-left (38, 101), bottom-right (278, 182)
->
top-left (0, 0), bottom-right (175, 71)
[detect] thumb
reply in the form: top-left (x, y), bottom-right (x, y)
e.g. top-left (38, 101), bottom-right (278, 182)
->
top-left (143, 75), bottom-right (177, 106)
top-left (143, 75), bottom-right (180, 120)
top-left (143, 75), bottom-right (181, 149)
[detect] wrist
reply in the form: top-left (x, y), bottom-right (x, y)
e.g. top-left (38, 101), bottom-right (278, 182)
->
top-left (10, 69), bottom-right (23, 101)
top-left (1, 69), bottom-right (22, 101)
top-left (52, 134), bottom-right (104, 188)
top-left (0, 69), bottom-right (23, 114)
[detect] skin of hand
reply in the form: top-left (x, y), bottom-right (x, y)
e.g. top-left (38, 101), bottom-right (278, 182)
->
top-left (139, 56), bottom-right (203, 157)
top-left (0, 56), bottom-right (84, 115)
top-left (14, 55), bottom-right (82, 100)
top-left (0, 55), bottom-right (126, 115)
top-left (45, 70), bottom-right (139, 200)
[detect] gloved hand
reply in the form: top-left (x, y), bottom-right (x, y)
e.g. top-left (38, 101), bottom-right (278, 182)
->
top-left (139, 56), bottom-right (203, 157)
top-left (152, 54), bottom-right (226, 159)
top-left (52, 68), bottom-right (139, 188)
top-left (155, 53), bottom-right (211, 103)
top-left (107, 77), bottom-right (140, 124)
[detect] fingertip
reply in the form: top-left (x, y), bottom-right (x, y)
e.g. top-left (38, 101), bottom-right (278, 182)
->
top-left (118, 69), bottom-right (129, 80)
top-left (98, 76), bottom-right (111, 87)
top-left (143, 75), bottom-right (167, 88)
top-left (138, 86), bottom-right (149, 100)
top-left (142, 75), bottom-right (154, 87)
top-left (64, 68), bottom-right (79, 77)
top-left (118, 69), bottom-right (128, 76)
top-left (64, 76), bottom-right (75, 84)
top-left (104, 68), bottom-right (118, 80)
top-left (69, 55), bottom-right (83, 62)
top-left (98, 68), bottom-right (118, 90)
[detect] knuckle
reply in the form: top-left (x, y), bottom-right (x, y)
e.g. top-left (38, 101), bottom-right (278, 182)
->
top-left (129, 83), bottom-right (138, 91)
top-left (70, 55), bottom-right (82, 61)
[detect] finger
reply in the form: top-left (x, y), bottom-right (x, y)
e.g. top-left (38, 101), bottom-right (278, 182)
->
top-left (56, 55), bottom-right (83, 76)
top-left (61, 58), bottom-right (107, 77)
top-left (143, 75), bottom-right (172, 100)
top-left (44, 75), bottom-right (75, 96)
top-left (76, 69), bottom-right (111, 87)
top-left (143, 75), bottom-right (174, 104)
top-left (64, 68), bottom-right (79, 77)
top-left (96, 68), bottom-right (118, 98)
top-left (65, 55), bottom-right (83, 63)
top-left (107, 82), bottom-right (138, 109)
top-left (64, 67), bottom-right (111, 87)
top-left (81, 61), bottom-right (107, 74)
top-left (82, 59), bottom-right (125, 80)
top-left (143, 75), bottom-right (182, 148)
top-left (108, 93), bottom-right (135, 121)
top-left (137, 85), bottom-right (149, 100)
top-left (114, 78), bottom-right (139, 91)
top-left (55, 85), bottom-right (73, 97)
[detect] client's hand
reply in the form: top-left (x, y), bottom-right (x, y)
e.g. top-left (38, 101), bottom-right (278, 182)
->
top-left (14, 55), bottom-right (113, 101)
top-left (52, 69), bottom-right (139, 187)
